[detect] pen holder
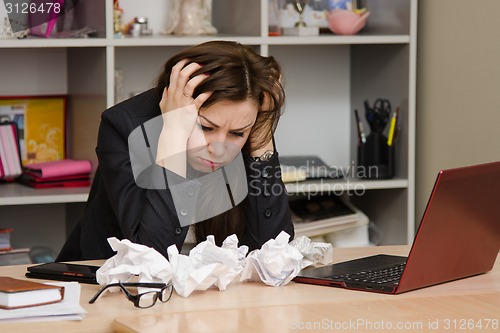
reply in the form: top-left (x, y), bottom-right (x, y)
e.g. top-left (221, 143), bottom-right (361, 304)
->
top-left (357, 132), bottom-right (395, 179)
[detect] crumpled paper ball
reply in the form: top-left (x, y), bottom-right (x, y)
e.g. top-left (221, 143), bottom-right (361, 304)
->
top-left (96, 237), bottom-right (173, 294)
top-left (240, 231), bottom-right (304, 286)
top-left (167, 234), bottom-right (248, 297)
top-left (95, 232), bottom-right (334, 297)
top-left (290, 235), bottom-right (333, 269)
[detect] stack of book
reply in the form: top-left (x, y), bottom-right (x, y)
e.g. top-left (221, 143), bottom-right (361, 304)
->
top-left (289, 194), bottom-right (369, 240)
top-left (0, 277), bottom-right (65, 310)
top-left (0, 229), bottom-right (31, 266)
top-left (18, 159), bottom-right (92, 188)
top-left (0, 277), bottom-right (86, 321)
top-left (0, 248), bottom-right (31, 266)
top-left (0, 228), bottom-right (12, 251)
top-left (0, 228), bottom-right (13, 251)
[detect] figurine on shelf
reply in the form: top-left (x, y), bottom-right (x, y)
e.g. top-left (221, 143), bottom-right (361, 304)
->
top-left (163, 0), bottom-right (217, 36)
top-left (113, 0), bottom-right (124, 38)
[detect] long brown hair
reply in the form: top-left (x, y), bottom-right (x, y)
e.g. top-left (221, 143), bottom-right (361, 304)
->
top-left (155, 41), bottom-right (285, 245)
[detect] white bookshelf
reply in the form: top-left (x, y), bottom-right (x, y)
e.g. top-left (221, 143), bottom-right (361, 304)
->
top-left (0, 183), bottom-right (88, 206)
top-left (0, 0), bottom-right (417, 254)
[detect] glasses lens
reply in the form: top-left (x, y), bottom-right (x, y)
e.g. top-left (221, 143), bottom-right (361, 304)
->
top-left (160, 285), bottom-right (173, 303)
top-left (137, 291), bottom-right (158, 308)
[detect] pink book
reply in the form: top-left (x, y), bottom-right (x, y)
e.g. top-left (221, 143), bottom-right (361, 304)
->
top-left (23, 159), bottom-right (92, 179)
top-left (0, 126), bottom-right (15, 176)
top-left (0, 124), bottom-right (22, 179)
top-left (0, 158), bottom-right (4, 178)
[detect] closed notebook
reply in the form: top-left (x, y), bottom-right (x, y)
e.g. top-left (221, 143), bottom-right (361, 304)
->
top-left (17, 173), bottom-right (90, 189)
top-left (0, 276), bottom-right (65, 310)
top-left (23, 159), bottom-right (92, 179)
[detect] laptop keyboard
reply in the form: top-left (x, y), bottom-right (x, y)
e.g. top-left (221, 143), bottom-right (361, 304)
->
top-left (332, 263), bottom-right (406, 285)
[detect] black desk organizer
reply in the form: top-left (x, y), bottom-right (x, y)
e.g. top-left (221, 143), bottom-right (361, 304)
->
top-left (356, 99), bottom-right (398, 180)
top-left (358, 132), bottom-right (395, 179)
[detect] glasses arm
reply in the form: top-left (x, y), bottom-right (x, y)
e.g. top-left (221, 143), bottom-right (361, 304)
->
top-left (89, 282), bottom-right (171, 306)
top-left (89, 283), bottom-right (120, 304)
top-left (89, 282), bottom-right (139, 304)
top-left (120, 282), bottom-right (167, 288)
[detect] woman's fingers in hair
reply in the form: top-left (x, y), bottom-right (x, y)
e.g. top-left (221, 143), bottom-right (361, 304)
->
top-left (168, 59), bottom-right (210, 110)
top-left (176, 62), bottom-right (202, 97)
top-left (194, 91), bottom-right (213, 110)
top-left (171, 60), bottom-right (201, 95)
top-left (169, 59), bottom-right (190, 88)
top-left (183, 70), bottom-right (209, 99)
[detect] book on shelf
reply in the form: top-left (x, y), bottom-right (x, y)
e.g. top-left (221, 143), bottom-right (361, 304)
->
top-left (0, 228), bottom-right (13, 251)
top-left (17, 174), bottom-right (91, 189)
top-left (0, 277), bottom-right (65, 310)
top-left (18, 159), bottom-right (92, 189)
top-left (0, 122), bottom-right (22, 181)
top-left (0, 95), bottom-right (67, 165)
top-left (0, 248), bottom-right (32, 266)
top-left (289, 194), bottom-right (368, 238)
top-left (281, 164), bottom-right (307, 183)
top-left (23, 159), bottom-right (92, 179)
top-left (280, 155), bottom-right (344, 183)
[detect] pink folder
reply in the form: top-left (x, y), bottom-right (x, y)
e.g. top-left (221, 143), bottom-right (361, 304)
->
top-left (23, 159), bottom-right (92, 180)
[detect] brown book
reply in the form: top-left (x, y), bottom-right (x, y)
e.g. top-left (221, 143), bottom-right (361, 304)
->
top-left (0, 276), bottom-right (65, 310)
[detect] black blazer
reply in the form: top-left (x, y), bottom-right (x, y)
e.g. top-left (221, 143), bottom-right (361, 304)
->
top-left (57, 89), bottom-right (294, 261)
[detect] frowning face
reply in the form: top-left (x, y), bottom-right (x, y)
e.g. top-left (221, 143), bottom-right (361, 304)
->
top-left (187, 100), bottom-right (258, 173)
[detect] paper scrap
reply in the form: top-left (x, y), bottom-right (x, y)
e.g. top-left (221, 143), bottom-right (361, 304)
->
top-left (240, 231), bottom-right (304, 287)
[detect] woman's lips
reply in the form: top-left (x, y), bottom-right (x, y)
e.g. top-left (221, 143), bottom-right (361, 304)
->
top-left (199, 157), bottom-right (223, 169)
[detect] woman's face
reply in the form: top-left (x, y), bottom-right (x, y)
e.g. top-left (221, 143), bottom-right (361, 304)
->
top-left (187, 99), bottom-right (258, 173)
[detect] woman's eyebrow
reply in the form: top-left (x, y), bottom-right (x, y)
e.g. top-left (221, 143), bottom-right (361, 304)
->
top-left (198, 114), bottom-right (219, 128)
top-left (198, 114), bottom-right (253, 131)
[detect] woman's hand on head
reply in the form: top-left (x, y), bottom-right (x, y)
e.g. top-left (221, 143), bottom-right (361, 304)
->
top-left (160, 59), bottom-right (212, 114)
top-left (156, 60), bottom-right (212, 177)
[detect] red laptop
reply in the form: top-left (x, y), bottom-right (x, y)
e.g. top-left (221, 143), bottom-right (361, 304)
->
top-left (293, 161), bottom-right (500, 294)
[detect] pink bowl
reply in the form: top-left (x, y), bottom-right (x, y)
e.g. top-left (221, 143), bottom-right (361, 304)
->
top-left (326, 10), bottom-right (370, 35)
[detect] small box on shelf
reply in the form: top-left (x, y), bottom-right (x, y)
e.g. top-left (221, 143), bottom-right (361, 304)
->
top-left (283, 26), bottom-right (319, 36)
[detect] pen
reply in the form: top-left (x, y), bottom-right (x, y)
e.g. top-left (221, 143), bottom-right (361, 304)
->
top-left (387, 106), bottom-right (399, 146)
top-left (354, 109), bottom-right (366, 145)
top-left (393, 125), bottom-right (401, 144)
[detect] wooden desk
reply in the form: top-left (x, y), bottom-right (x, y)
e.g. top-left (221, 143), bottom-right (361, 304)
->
top-left (1, 246), bottom-right (499, 333)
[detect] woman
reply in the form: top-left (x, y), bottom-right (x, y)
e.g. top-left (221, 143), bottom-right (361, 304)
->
top-left (56, 41), bottom-right (294, 261)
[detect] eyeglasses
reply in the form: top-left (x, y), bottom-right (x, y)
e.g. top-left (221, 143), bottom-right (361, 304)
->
top-left (89, 281), bottom-right (173, 308)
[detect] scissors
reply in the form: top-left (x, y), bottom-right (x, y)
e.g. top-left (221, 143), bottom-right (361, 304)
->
top-left (364, 98), bottom-right (391, 133)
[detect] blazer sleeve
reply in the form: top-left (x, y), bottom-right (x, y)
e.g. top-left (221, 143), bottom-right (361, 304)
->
top-left (95, 106), bottom-right (188, 258)
top-left (242, 151), bottom-right (295, 251)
